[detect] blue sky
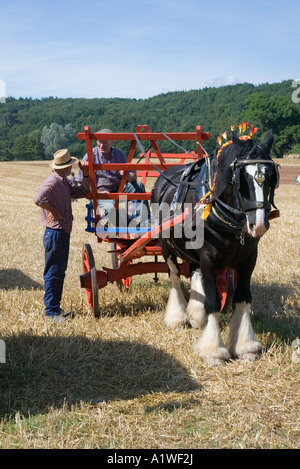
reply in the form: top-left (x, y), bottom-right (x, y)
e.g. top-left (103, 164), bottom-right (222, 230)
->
top-left (0, 0), bottom-right (299, 99)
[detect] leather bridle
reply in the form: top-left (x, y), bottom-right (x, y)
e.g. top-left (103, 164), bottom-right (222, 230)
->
top-left (230, 156), bottom-right (280, 214)
top-left (202, 144), bottom-right (280, 235)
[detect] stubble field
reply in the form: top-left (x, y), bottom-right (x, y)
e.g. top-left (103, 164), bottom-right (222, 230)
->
top-left (0, 160), bottom-right (299, 449)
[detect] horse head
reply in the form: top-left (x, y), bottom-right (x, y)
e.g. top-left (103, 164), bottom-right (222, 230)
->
top-left (215, 130), bottom-right (279, 238)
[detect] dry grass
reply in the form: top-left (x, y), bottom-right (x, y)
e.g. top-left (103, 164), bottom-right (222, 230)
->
top-left (0, 160), bottom-right (299, 449)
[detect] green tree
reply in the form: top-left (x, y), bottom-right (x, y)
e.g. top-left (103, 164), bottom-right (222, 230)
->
top-left (0, 140), bottom-right (11, 161)
top-left (1, 80), bottom-right (297, 160)
top-left (272, 125), bottom-right (300, 157)
top-left (40, 123), bottom-right (76, 159)
top-left (244, 92), bottom-right (300, 156)
top-left (11, 130), bottom-right (44, 160)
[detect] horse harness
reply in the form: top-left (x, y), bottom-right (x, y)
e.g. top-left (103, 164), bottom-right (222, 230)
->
top-left (166, 143), bottom-right (280, 237)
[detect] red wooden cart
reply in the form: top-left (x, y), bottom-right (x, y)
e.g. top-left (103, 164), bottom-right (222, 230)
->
top-left (77, 125), bottom-right (240, 317)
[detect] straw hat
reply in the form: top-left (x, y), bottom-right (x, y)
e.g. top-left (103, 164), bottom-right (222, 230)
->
top-left (49, 149), bottom-right (78, 169)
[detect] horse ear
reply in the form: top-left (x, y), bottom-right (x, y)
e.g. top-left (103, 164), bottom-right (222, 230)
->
top-left (232, 131), bottom-right (243, 146)
top-left (262, 130), bottom-right (274, 154)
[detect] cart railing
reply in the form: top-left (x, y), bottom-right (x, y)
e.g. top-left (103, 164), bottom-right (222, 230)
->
top-left (77, 124), bottom-right (211, 237)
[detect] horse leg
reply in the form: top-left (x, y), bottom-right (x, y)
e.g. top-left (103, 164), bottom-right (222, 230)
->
top-left (193, 271), bottom-right (230, 365)
top-left (194, 313), bottom-right (231, 366)
top-left (228, 251), bottom-right (262, 361)
top-left (186, 268), bottom-right (207, 329)
top-left (228, 301), bottom-right (262, 361)
top-left (164, 255), bottom-right (189, 329)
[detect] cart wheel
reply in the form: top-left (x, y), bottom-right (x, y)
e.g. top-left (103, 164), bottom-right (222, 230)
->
top-left (110, 242), bottom-right (132, 290)
top-left (83, 243), bottom-right (99, 317)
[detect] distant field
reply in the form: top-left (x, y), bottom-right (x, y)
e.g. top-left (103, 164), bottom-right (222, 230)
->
top-left (0, 160), bottom-right (299, 449)
top-left (273, 161), bottom-right (300, 184)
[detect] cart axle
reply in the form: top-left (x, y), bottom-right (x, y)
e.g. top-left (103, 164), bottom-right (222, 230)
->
top-left (80, 270), bottom-right (108, 290)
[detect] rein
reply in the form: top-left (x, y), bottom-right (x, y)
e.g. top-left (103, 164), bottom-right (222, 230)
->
top-left (133, 133), bottom-right (178, 187)
top-left (161, 132), bottom-right (203, 159)
top-left (135, 132), bottom-right (207, 189)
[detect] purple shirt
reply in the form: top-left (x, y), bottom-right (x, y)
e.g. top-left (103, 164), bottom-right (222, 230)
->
top-left (76, 147), bottom-right (135, 192)
top-left (34, 171), bottom-right (88, 233)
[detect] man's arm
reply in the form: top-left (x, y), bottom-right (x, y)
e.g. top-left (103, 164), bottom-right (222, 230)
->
top-left (78, 161), bottom-right (90, 191)
top-left (75, 153), bottom-right (88, 183)
top-left (33, 177), bottom-right (65, 222)
top-left (36, 203), bottom-right (65, 224)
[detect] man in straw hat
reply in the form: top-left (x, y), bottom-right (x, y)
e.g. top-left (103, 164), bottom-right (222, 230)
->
top-left (34, 149), bottom-right (90, 323)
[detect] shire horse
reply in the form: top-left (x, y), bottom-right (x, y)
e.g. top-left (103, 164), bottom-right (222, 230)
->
top-left (151, 130), bottom-right (279, 365)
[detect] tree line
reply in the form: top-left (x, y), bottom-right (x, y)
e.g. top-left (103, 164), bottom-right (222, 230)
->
top-left (0, 79), bottom-right (299, 161)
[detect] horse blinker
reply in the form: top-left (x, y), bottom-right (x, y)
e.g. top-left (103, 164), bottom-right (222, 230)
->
top-left (254, 164), bottom-right (265, 185)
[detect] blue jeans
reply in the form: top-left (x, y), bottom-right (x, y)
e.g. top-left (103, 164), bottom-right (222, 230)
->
top-left (43, 228), bottom-right (70, 317)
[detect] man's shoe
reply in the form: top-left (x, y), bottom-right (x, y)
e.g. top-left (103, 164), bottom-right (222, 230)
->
top-left (47, 313), bottom-right (70, 323)
top-left (59, 309), bottom-right (72, 318)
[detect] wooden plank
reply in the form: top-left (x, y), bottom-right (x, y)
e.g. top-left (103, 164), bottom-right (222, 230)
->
top-left (77, 129), bottom-right (210, 142)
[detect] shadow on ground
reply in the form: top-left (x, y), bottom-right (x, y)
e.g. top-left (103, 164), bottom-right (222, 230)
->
top-left (251, 281), bottom-right (300, 342)
top-left (0, 333), bottom-right (200, 419)
top-left (0, 269), bottom-right (43, 290)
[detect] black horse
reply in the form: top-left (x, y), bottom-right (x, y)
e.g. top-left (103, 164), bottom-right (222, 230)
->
top-left (151, 130), bottom-right (279, 365)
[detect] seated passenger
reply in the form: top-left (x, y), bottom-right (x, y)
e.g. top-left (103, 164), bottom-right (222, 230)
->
top-left (76, 129), bottom-right (150, 226)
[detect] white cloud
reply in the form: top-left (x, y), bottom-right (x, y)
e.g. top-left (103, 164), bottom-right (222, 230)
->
top-left (203, 76), bottom-right (241, 89)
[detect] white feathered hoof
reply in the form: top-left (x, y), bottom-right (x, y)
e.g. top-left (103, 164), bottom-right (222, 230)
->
top-left (230, 341), bottom-right (263, 361)
top-left (186, 302), bottom-right (207, 330)
top-left (187, 269), bottom-right (207, 329)
top-left (193, 313), bottom-right (231, 366)
top-left (194, 348), bottom-right (231, 367)
top-left (164, 259), bottom-right (188, 329)
top-left (241, 351), bottom-right (262, 362)
top-left (164, 309), bottom-right (189, 329)
top-left (228, 302), bottom-right (263, 361)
